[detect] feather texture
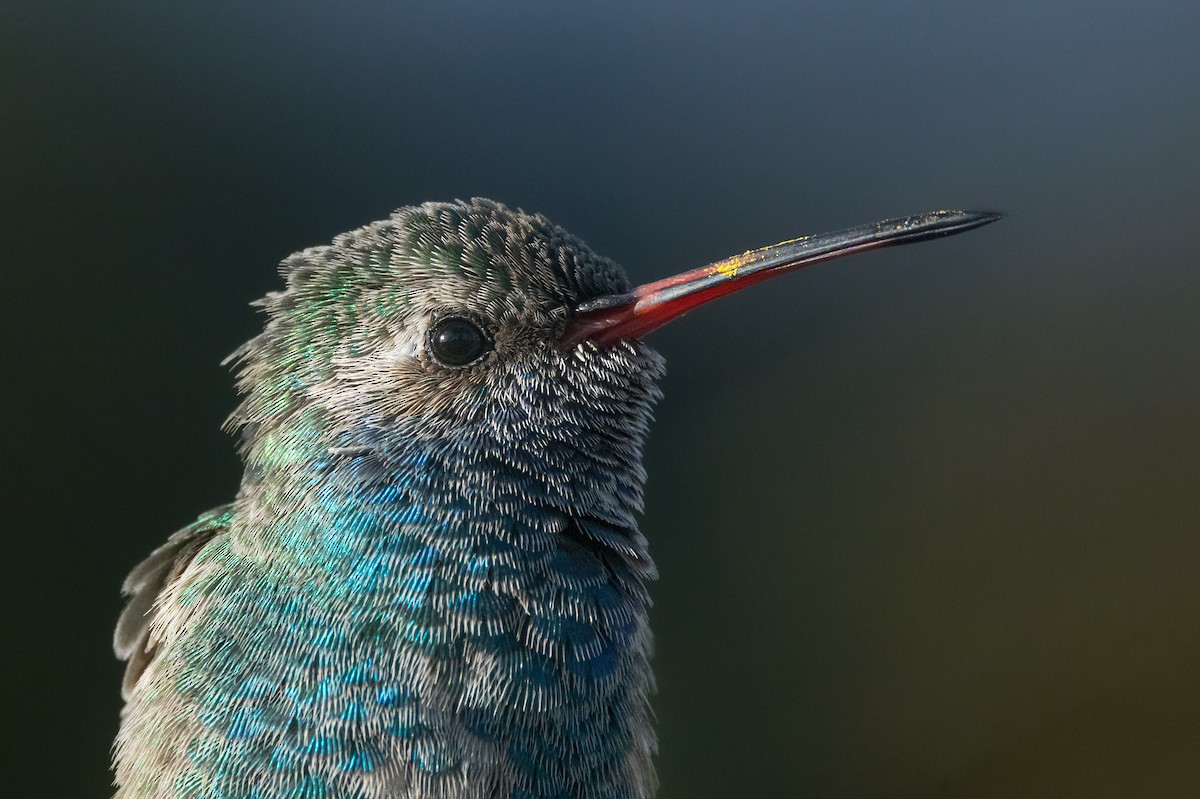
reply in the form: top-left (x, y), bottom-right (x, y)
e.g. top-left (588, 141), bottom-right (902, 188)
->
top-left (113, 200), bottom-right (664, 799)
top-left (115, 507), bottom-right (230, 699)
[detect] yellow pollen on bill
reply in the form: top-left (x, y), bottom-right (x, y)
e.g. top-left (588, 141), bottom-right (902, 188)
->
top-left (713, 251), bottom-right (756, 279)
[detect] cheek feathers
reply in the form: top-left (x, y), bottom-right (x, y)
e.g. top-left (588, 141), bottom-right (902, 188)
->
top-left (306, 325), bottom-right (424, 421)
top-left (305, 323), bottom-right (493, 425)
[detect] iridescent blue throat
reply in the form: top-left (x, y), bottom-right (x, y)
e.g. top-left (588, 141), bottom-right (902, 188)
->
top-left (176, 417), bottom-right (655, 798)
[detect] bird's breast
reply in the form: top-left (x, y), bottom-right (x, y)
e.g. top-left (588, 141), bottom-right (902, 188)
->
top-left (139, 496), bottom-right (657, 799)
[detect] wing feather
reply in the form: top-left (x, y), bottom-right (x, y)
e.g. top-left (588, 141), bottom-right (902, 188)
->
top-left (114, 505), bottom-right (232, 699)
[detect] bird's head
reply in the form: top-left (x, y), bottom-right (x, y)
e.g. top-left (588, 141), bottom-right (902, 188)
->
top-left (229, 199), bottom-right (661, 450)
top-left (228, 198), bottom-right (997, 520)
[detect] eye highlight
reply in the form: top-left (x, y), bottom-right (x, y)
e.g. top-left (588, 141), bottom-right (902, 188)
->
top-left (428, 316), bottom-right (492, 368)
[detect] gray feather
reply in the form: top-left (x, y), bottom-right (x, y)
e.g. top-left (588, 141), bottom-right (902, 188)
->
top-left (114, 506), bottom-right (230, 699)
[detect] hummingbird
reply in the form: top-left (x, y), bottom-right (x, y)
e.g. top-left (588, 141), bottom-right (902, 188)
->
top-left (113, 198), bottom-right (999, 799)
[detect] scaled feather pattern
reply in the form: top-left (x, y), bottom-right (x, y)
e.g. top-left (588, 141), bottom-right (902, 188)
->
top-left (114, 200), bottom-right (664, 799)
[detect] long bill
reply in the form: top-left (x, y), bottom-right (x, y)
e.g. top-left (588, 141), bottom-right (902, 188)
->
top-left (560, 209), bottom-right (1002, 349)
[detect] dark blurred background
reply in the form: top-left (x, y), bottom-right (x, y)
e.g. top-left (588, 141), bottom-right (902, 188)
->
top-left (4, 1), bottom-right (1199, 796)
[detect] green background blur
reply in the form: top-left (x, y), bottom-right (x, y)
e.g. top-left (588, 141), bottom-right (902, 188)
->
top-left (4, 1), bottom-right (1198, 796)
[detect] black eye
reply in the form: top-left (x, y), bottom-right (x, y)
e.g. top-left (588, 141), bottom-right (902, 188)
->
top-left (428, 316), bottom-right (491, 367)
